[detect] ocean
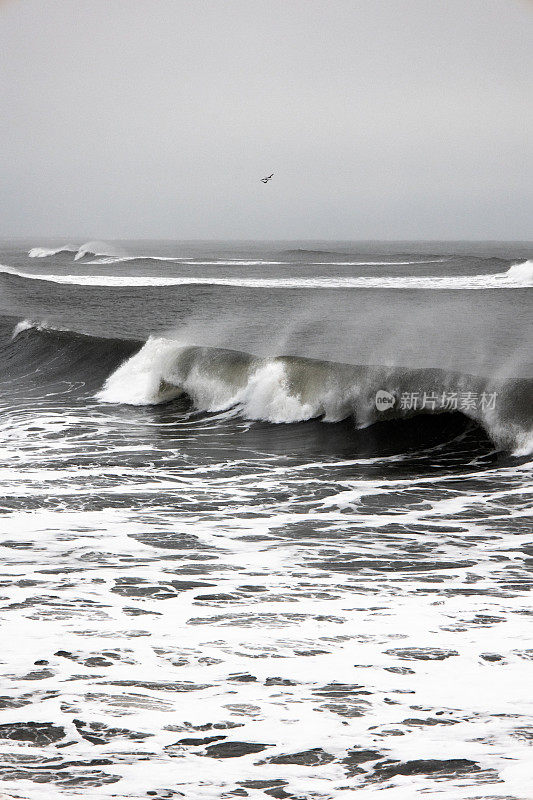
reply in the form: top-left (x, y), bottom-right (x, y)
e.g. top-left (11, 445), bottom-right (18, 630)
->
top-left (0, 239), bottom-right (531, 799)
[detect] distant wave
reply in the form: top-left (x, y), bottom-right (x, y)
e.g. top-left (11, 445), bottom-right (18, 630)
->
top-left (84, 258), bottom-right (288, 266)
top-left (27, 245), bottom-right (451, 268)
top-left (73, 240), bottom-right (127, 261)
top-left (29, 240), bottom-right (125, 261)
top-left (282, 249), bottom-right (351, 256)
top-left (84, 255), bottom-right (186, 265)
top-left (282, 248), bottom-right (449, 263)
top-left (28, 245), bottom-right (78, 258)
top-left (312, 259), bottom-right (450, 265)
top-left (86, 258), bottom-right (448, 267)
top-left (2, 260), bottom-right (532, 289)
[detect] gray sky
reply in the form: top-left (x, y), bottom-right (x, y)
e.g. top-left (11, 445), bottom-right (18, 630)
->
top-left (1, 0), bottom-right (532, 239)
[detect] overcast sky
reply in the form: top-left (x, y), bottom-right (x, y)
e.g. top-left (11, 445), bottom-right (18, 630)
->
top-left (1, 0), bottom-right (532, 239)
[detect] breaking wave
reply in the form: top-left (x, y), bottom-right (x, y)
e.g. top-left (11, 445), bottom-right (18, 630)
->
top-left (29, 240), bottom-right (125, 261)
top-left (505, 259), bottom-right (533, 283)
top-left (1, 260), bottom-right (532, 289)
top-left (5, 320), bottom-right (532, 455)
top-left (95, 336), bottom-right (533, 455)
top-left (28, 245), bottom-right (78, 258)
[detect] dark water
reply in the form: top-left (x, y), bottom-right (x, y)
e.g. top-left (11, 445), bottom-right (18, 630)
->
top-left (0, 240), bottom-right (531, 799)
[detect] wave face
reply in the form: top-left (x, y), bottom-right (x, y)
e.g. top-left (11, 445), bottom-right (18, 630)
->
top-left (96, 336), bottom-right (533, 455)
top-left (2, 259), bottom-right (533, 289)
top-left (3, 319), bottom-right (139, 389)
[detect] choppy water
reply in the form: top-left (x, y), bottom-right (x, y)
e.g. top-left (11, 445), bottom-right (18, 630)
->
top-left (0, 240), bottom-right (531, 800)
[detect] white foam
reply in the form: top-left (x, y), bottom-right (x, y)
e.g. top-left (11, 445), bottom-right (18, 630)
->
top-left (504, 258), bottom-right (533, 283)
top-left (513, 430), bottom-right (533, 457)
top-left (3, 260), bottom-right (532, 289)
top-left (11, 318), bottom-right (36, 339)
top-left (10, 318), bottom-right (71, 340)
top-left (96, 338), bottom-right (318, 422)
top-left (238, 360), bottom-right (317, 423)
top-left (0, 391), bottom-right (532, 798)
top-left (96, 338), bottom-right (184, 405)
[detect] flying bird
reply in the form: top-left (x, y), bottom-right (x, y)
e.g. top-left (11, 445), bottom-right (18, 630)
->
top-left (260, 173), bottom-right (274, 183)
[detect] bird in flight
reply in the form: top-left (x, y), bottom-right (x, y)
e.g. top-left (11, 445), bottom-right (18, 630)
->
top-left (260, 173), bottom-right (274, 183)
